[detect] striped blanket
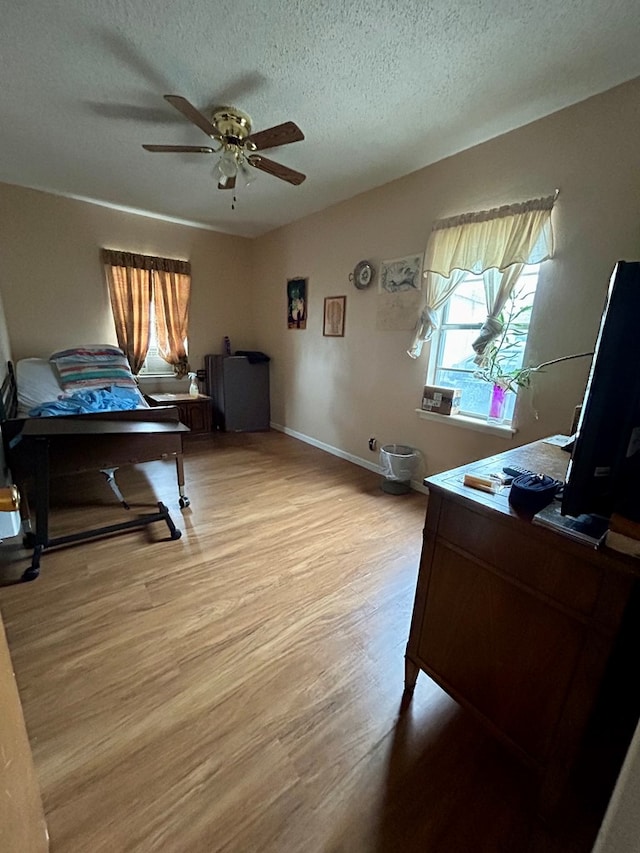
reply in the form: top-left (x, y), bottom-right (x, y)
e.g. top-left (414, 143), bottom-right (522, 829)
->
top-left (50, 345), bottom-right (137, 391)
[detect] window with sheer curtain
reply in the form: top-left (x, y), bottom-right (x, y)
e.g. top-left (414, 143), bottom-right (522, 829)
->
top-left (409, 193), bottom-right (557, 422)
top-left (428, 264), bottom-right (541, 420)
top-left (101, 250), bottom-right (191, 378)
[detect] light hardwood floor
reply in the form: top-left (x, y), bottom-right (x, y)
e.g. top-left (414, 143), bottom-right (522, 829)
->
top-left (0, 431), bottom-right (605, 852)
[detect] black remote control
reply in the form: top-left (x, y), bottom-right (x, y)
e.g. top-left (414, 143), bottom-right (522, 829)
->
top-left (503, 465), bottom-right (538, 479)
top-left (502, 466), bottom-right (564, 494)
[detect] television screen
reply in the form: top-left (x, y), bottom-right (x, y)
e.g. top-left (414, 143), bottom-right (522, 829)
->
top-left (562, 260), bottom-right (640, 520)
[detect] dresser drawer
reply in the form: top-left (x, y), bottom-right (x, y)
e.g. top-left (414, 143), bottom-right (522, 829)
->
top-left (437, 500), bottom-right (602, 617)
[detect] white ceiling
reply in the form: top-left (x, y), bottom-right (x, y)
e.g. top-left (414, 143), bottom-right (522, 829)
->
top-left (1, 0), bottom-right (639, 238)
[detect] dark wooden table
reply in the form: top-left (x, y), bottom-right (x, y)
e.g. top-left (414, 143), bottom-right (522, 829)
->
top-left (16, 418), bottom-right (189, 581)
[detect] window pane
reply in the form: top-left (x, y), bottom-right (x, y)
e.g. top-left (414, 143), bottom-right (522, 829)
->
top-left (139, 297), bottom-right (185, 376)
top-left (439, 328), bottom-right (482, 371)
top-left (435, 368), bottom-right (491, 416)
top-left (445, 278), bottom-right (486, 324)
top-left (435, 367), bottom-right (516, 420)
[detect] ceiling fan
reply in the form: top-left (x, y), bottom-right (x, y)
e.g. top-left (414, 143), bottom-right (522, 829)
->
top-left (142, 95), bottom-right (306, 191)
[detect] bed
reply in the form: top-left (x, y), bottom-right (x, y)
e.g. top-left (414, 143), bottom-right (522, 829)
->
top-left (0, 349), bottom-right (190, 581)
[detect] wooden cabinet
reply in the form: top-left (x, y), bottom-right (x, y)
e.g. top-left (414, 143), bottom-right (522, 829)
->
top-left (145, 393), bottom-right (212, 436)
top-left (405, 440), bottom-right (640, 814)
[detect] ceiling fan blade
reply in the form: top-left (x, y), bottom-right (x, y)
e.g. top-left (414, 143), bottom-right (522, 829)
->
top-left (142, 144), bottom-right (216, 153)
top-left (218, 176), bottom-right (236, 190)
top-left (163, 95), bottom-right (220, 138)
top-left (247, 121), bottom-right (304, 151)
top-left (247, 154), bottom-right (306, 185)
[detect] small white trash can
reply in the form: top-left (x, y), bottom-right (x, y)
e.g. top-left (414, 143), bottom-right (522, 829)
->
top-left (380, 444), bottom-right (420, 494)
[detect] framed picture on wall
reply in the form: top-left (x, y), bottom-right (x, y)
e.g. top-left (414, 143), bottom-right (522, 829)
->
top-left (323, 296), bottom-right (346, 337)
top-left (287, 277), bottom-right (308, 329)
top-left (379, 254), bottom-right (423, 293)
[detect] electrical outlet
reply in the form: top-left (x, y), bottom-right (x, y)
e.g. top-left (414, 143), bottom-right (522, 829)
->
top-left (368, 437), bottom-right (377, 452)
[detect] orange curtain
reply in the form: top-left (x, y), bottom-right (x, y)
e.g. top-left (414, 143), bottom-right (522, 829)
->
top-left (103, 262), bottom-right (152, 374)
top-left (102, 250), bottom-right (191, 376)
top-left (153, 269), bottom-right (191, 378)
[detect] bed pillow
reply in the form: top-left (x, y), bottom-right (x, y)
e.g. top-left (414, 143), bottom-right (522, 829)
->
top-left (50, 345), bottom-right (138, 391)
top-left (15, 358), bottom-right (66, 416)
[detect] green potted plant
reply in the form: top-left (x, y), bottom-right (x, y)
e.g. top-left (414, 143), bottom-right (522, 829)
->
top-left (473, 300), bottom-right (591, 423)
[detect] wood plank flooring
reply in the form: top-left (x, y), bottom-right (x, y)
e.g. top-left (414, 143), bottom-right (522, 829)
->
top-left (0, 431), bottom-right (606, 852)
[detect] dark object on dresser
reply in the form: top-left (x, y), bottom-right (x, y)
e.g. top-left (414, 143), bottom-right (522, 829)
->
top-left (508, 473), bottom-right (560, 514)
top-left (204, 354), bottom-right (270, 432)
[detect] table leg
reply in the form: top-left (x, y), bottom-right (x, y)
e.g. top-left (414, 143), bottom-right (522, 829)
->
top-left (22, 545), bottom-right (42, 582)
top-left (22, 437), bottom-right (49, 582)
top-left (404, 656), bottom-right (420, 694)
top-left (100, 468), bottom-right (130, 510)
top-left (33, 437), bottom-right (49, 547)
top-left (176, 454), bottom-right (190, 508)
top-left (159, 502), bottom-right (182, 540)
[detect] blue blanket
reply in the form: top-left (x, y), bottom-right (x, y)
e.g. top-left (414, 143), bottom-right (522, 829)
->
top-left (29, 386), bottom-right (141, 417)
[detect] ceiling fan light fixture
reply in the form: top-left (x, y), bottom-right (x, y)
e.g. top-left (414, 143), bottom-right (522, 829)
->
top-left (238, 158), bottom-right (256, 187)
top-left (217, 147), bottom-right (238, 179)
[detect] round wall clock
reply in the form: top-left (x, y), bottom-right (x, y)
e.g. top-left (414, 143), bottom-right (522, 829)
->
top-left (350, 260), bottom-right (375, 290)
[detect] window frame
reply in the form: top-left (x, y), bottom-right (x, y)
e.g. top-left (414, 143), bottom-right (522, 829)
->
top-left (426, 265), bottom-right (541, 422)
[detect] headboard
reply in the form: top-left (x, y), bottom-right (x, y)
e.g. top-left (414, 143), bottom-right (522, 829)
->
top-left (0, 362), bottom-right (17, 422)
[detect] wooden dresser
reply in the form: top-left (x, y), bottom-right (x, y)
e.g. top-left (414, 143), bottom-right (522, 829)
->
top-left (405, 439), bottom-right (640, 814)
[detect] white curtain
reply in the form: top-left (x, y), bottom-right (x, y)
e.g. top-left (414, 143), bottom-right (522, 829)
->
top-left (407, 269), bottom-right (466, 358)
top-left (472, 264), bottom-right (524, 359)
top-left (407, 192), bottom-right (557, 359)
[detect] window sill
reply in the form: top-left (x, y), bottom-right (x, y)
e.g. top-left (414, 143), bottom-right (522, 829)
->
top-left (415, 408), bottom-right (516, 438)
top-left (137, 373), bottom-right (177, 380)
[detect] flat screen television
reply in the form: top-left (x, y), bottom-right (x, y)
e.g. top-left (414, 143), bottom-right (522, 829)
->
top-left (562, 260), bottom-right (640, 521)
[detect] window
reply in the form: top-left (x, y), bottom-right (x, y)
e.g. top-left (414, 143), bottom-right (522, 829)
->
top-left (102, 250), bottom-right (191, 378)
top-left (427, 264), bottom-right (541, 421)
top-left (137, 297), bottom-right (188, 376)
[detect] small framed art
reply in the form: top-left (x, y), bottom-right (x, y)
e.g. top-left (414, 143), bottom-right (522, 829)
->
top-left (287, 277), bottom-right (308, 329)
top-left (323, 296), bottom-right (346, 337)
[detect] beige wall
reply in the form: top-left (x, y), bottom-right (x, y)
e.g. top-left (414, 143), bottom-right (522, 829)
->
top-left (0, 185), bottom-right (254, 391)
top-left (251, 77), bottom-right (640, 476)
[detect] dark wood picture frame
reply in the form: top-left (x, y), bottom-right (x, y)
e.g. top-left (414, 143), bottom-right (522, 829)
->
top-left (323, 296), bottom-right (346, 337)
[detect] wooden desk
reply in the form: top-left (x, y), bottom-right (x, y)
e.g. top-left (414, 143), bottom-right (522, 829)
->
top-left (15, 419), bottom-right (188, 581)
top-left (405, 439), bottom-right (640, 815)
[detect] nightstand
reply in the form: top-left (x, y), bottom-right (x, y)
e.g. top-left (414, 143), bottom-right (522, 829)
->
top-left (145, 393), bottom-right (212, 436)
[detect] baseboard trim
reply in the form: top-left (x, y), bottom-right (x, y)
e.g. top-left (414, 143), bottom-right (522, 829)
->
top-left (269, 422), bottom-right (429, 496)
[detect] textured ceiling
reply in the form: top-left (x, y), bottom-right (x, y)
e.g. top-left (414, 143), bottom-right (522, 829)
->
top-left (1, 0), bottom-right (639, 237)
